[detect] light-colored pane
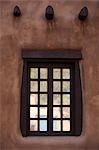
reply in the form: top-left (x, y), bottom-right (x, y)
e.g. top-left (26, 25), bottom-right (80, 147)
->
top-left (30, 107), bottom-right (38, 118)
top-left (40, 94), bottom-right (47, 105)
top-left (62, 120), bottom-right (70, 131)
top-left (30, 81), bottom-right (38, 92)
top-left (62, 107), bottom-right (70, 118)
top-left (53, 81), bottom-right (61, 92)
top-left (39, 120), bottom-right (47, 131)
top-left (53, 120), bottom-right (61, 131)
top-left (62, 68), bottom-right (70, 79)
top-left (30, 68), bottom-right (38, 79)
top-left (53, 107), bottom-right (61, 118)
top-left (40, 68), bottom-right (48, 79)
top-left (30, 94), bottom-right (38, 105)
top-left (53, 94), bottom-right (61, 105)
top-left (40, 107), bottom-right (47, 118)
top-left (40, 81), bottom-right (47, 92)
top-left (30, 120), bottom-right (38, 131)
top-left (62, 94), bottom-right (70, 105)
top-left (53, 68), bottom-right (61, 79)
top-left (62, 81), bottom-right (70, 92)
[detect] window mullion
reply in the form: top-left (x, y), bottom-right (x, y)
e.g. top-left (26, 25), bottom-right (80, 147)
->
top-left (48, 66), bottom-right (53, 134)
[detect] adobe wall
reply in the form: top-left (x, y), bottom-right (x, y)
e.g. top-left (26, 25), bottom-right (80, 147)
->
top-left (0, 0), bottom-right (99, 150)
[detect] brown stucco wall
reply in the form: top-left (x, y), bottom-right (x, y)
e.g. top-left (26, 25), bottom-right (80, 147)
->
top-left (0, 0), bottom-right (99, 150)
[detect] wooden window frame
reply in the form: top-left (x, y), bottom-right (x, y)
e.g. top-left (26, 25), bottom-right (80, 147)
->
top-left (20, 49), bottom-right (82, 137)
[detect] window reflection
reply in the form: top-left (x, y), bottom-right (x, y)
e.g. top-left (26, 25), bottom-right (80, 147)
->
top-left (30, 81), bottom-right (38, 92)
top-left (30, 68), bottom-right (38, 79)
top-left (30, 107), bottom-right (38, 118)
top-left (53, 68), bottom-right (61, 79)
top-left (53, 120), bottom-right (61, 131)
top-left (30, 120), bottom-right (38, 131)
top-left (30, 94), bottom-right (38, 105)
top-left (53, 81), bottom-right (61, 92)
top-left (39, 120), bottom-right (47, 131)
top-left (62, 120), bottom-right (70, 131)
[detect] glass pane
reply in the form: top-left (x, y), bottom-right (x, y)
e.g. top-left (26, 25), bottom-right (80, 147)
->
top-left (30, 68), bottom-right (38, 79)
top-left (30, 107), bottom-right (38, 118)
top-left (30, 81), bottom-right (38, 92)
top-left (62, 94), bottom-right (70, 105)
top-left (40, 107), bottom-right (47, 118)
top-left (53, 107), bottom-right (61, 118)
top-left (53, 120), bottom-right (61, 131)
top-left (62, 81), bottom-right (70, 92)
top-left (53, 68), bottom-right (61, 79)
top-left (40, 94), bottom-right (47, 105)
top-left (53, 81), bottom-right (61, 92)
top-left (62, 69), bottom-right (70, 79)
top-left (62, 120), bottom-right (70, 131)
top-left (40, 68), bottom-right (48, 79)
top-left (53, 94), bottom-right (61, 105)
top-left (62, 107), bottom-right (70, 118)
top-left (39, 120), bottom-right (47, 131)
top-left (30, 120), bottom-right (38, 131)
top-left (40, 81), bottom-right (47, 92)
top-left (30, 94), bottom-right (38, 105)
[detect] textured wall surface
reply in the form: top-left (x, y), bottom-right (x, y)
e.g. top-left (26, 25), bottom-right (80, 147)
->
top-left (0, 0), bottom-right (99, 150)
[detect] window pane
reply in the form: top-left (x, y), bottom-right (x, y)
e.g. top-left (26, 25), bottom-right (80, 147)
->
top-left (62, 120), bottom-right (70, 131)
top-left (40, 107), bottom-right (47, 118)
top-left (40, 68), bottom-right (48, 79)
top-left (53, 68), bottom-right (61, 79)
top-left (62, 107), bottom-right (70, 118)
top-left (40, 94), bottom-right (47, 105)
top-left (53, 120), bottom-right (61, 131)
top-left (53, 94), bottom-right (61, 105)
top-left (40, 81), bottom-right (47, 92)
top-left (30, 81), bottom-right (38, 92)
top-left (62, 94), bottom-right (70, 105)
top-left (53, 107), bottom-right (61, 118)
top-left (30, 107), bottom-right (38, 118)
top-left (53, 81), bottom-right (61, 92)
top-left (30, 94), bottom-right (38, 105)
top-left (62, 69), bottom-right (70, 79)
top-left (30, 68), bottom-right (38, 79)
top-left (30, 120), bottom-right (38, 131)
top-left (39, 120), bottom-right (47, 131)
top-left (62, 81), bottom-right (70, 92)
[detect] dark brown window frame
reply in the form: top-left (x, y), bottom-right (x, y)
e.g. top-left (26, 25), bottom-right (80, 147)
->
top-left (20, 49), bottom-right (82, 137)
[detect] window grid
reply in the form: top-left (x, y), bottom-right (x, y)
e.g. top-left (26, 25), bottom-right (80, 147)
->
top-left (29, 67), bottom-right (49, 132)
top-left (29, 66), bottom-right (72, 134)
top-left (52, 67), bottom-right (71, 132)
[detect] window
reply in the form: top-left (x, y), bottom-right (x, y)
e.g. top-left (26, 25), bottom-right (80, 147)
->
top-left (21, 50), bottom-right (82, 136)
